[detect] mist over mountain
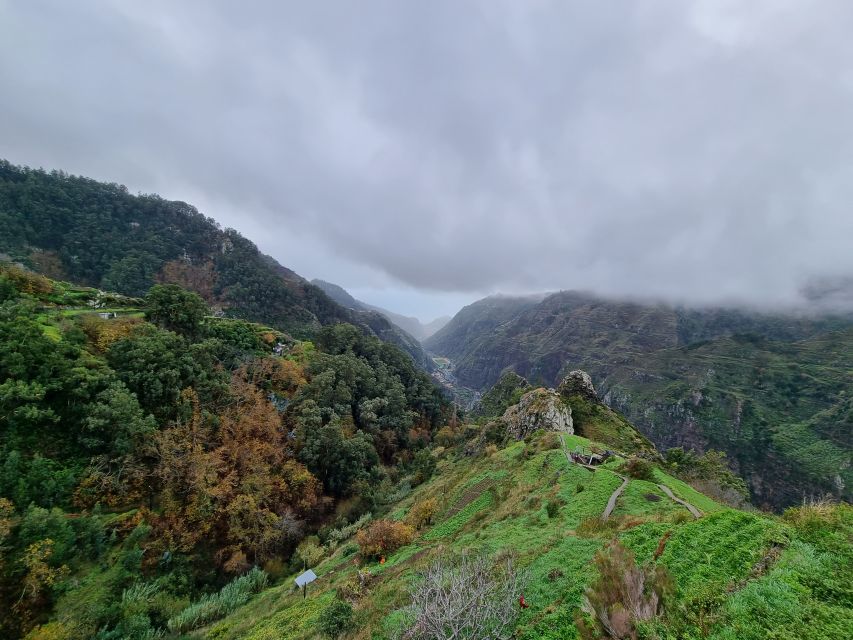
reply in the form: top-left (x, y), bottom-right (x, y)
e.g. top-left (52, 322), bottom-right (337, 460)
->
top-left (0, 160), bottom-right (436, 371)
top-left (427, 290), bottom-right (853, 509)
top-left (311, 279), bottom-right (449, 340)
top-left (1, 2), bottom-right (852, 637)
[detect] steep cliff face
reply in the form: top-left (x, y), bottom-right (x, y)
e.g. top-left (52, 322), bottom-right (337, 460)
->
top-left (427, 290), bottom-right (852, 391)
top-left (598, 332), bottom-right (853, 509)
top-left (426, 291), bottom-right (680, 389)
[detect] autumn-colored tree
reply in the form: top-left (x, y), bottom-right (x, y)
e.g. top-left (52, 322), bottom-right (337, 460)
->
top-left (79, 315), bottom-right (142, 352)
top-left (406, 498), bottom-right (439, 530)
top-left (154, 372), bottom-right (321, 565)
top-left (356, 520), bottom-right (414, 559)
top-left (0, 264), bottom-right (53, 295)
top-left (0, 498), bottom-right (13, 569)
top-left (154, 389), bottom-right (220, 551)
top-left (157, 259), bottom-right (218, 302)
top-left (241, 356), bottom-right (306, 395)
top-left (14, 539), bottom-right (69, 629)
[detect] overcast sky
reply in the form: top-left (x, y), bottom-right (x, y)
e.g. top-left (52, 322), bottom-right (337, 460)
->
top-left (2, 1), bottom-right (853, 320)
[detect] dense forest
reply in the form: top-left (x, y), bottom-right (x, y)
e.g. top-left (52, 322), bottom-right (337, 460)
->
top-left (0, 264), bottom-right (451, 638)
top-left (0, 160), bottom-right (434, 370)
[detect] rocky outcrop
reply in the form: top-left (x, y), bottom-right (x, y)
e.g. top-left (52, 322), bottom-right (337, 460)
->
top-left (558, 369), bottom-right (598, 401)
top-left (502, 388), bottom-right (573, 439)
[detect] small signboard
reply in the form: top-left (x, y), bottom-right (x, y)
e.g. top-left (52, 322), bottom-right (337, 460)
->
top-left (295, 569), bottom-right (317, 587)
top-left (295, 569), bottom-right (317, 598)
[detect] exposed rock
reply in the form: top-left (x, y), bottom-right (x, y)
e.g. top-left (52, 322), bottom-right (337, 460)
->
top-left (558, 370), bottom-right (598, 401)
top-left (502, 388), bottom-right (573, 439)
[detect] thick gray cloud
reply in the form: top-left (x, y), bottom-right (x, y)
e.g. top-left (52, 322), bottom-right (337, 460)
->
top-left (2, 0), bottom-right (852, 319)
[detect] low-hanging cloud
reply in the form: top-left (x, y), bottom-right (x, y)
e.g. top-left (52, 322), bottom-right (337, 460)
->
top-left (2, 0), bottom-right (852, 316)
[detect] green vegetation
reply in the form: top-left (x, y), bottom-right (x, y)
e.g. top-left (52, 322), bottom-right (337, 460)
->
top-left (2, 269), bottom-right (849, 638)
top-left (168, 567), bottom-right (269, 633)
top-left (0, 160), bottom-right (433, 369)
top-left (177, 424), bottom-right (849, 640)
top-left (425, 290), bottom-right (853, 509)
top-left (0, 271), bottom-right (451, 639)
top-left (564, 392), bottom-right (654, 454)
top-left (473, 370), bottom-right (531, 419)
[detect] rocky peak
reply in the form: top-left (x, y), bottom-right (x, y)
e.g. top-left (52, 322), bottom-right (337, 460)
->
top-left (558, 369), bottom-right (598, 401)
top-left (501, 387), bottom-right (573, 439)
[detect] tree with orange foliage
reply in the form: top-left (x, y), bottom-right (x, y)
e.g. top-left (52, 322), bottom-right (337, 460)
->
top-left (356, 520), bottom-right (414, 559)
top-left (154, 370), bottom-right (321, 568)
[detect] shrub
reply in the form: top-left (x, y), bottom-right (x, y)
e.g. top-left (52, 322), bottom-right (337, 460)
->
top-left (317, 598), bottom-right (355, 638)
top-left (406, 498), bottom-right (439, 530)
top-left (545, 497), bottom-right (565, 518)
top-left (326, 513), bottom-right (372, 547)
top-left (435, 426), bottom-right (457, 448)
top-left (337, 569), bottom-right (373, 602)
top-left (400, 553), bottom-right (526, 640)
top-left (167, 567), bottom-right (268, 633)
top-left (670, 511), bottom-right (692, 525)
top-left (411, 449), bottom-right (437, 485)
top-left (295, 537), bottom-right (325, 569)
top-left (576, 541), bottom-right (672, 640)
top-left (22, 621), bottom-right (75, 640)
top-left (620, 457), bottom-right (654, 481)
top-left (356, 520), bottom-right (414, 559)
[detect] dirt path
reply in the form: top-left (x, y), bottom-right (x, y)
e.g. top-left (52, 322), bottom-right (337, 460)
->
top-left (559, 434), bottom-right (628, 520)
top-left (601, 474), bottom-right (629, 520)
top-left (657, 483), bottom-right (702, 519)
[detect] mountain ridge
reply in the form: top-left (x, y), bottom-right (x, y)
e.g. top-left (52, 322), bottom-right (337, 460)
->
top-left (426, 289), bottom-right (853, 509)
top-left (311, 278), bottom-right (449, 340)
top-left (0, 159), bottom-right (434, 371)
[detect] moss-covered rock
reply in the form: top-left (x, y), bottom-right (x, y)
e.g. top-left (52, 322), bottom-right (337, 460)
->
top-left (502, 387), bottom-right (573, 439)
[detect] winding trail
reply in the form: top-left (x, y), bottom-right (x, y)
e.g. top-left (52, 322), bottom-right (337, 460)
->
top-left (558, 434), bottom-right (628, 520)
top-left (657, 483), bottom-right (702, 519)
top-left (601, 474), bottom-right (629, 520)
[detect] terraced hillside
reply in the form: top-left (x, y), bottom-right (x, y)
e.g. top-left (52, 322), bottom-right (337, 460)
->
top-left (179, 429), bottom-right (851, 640)
top-left (426, 291), bottom-right (853, 509)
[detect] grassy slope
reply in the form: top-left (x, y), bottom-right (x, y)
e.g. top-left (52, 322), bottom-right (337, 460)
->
top-left (426, 289), bottom-right (852, 510)
top-left (189, 431), bottom-right (851, 640)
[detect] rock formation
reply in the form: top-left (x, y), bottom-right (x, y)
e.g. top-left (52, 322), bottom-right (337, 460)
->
top-left (558, 369), bottom-right (598, 401)
top-left (502, 387), bottom-right (573, 439)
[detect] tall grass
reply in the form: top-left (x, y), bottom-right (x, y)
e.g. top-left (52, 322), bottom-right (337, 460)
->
top-left (167, 567), bottom-right (268, 633)
top-left (326, 512), bottom-right (372, 547)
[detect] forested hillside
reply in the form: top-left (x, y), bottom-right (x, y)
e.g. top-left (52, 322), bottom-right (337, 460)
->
top-left (426, 291), bottom-right (853, 509)
top-left (0, 265), bottom-right (450, 639)
top-left (310, 279), bottom-right (434, 369)
top-left (41, 361), bottom-right (844, 640)
top-left (312, 279), bottom-right (449, 342)
top-left (0, 160), bottom-right (432, 370)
